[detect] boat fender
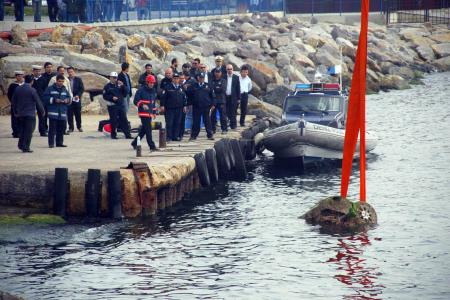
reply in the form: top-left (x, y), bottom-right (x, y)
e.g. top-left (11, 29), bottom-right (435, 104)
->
top-left (224, 138), bottom-right (236, 170)
top-left (239, 138), bottom-right (256, 160)
top-left (194, 153), bottom-right (211, 187)
top-left (107, 171), bottom-right (122, 218)
top-left (214, 140), bottom-right (231, 179)
top-left (54, 167), bottom-right (69, 217)
top-left (230, 139), bottom-right (247, 181)
top-left (298, 120), bottom-right (306, 137)
top-left (205, 148), bottom-right (219, 183)
top-left (85, 169), bottom-right (102, 217)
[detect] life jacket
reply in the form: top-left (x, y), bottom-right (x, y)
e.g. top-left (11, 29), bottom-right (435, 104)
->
top-left (133, 85), bottom-right (157, 118)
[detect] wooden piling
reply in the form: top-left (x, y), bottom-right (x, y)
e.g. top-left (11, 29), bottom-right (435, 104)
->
top-left (54, 168), bottom-right (69, 217)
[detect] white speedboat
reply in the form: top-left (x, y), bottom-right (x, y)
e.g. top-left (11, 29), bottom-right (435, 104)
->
top-left (262, 119), bottom-right (377, 159)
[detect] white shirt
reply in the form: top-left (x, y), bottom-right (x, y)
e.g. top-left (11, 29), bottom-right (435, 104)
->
top-left (239, 75), bottom-right (252, 93)
top-left (226, 75), bottom-right (233, 96)
top-left (204, 73), bottom-right (209, 83)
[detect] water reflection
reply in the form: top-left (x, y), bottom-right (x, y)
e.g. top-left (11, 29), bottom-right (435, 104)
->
top-left (327, 233), bottom-right (384, 300)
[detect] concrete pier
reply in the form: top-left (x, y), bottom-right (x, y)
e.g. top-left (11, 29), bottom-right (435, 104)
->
top-left (0, 114), bottom-right (253, 218)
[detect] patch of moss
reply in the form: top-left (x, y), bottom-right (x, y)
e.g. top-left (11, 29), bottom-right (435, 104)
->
top-left (0, 214), bottom-right (65, 225)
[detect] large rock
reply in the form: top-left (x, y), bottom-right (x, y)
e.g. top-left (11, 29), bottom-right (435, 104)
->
top-left (431, 43), bottom-right (450, 58)
top-left (137, 47), bottom-right (157, 60)
top-left (236, 42), bottom-right (263, 59)
top-left (286, 65), bottom-right (309, 83)
top-left (81, 31), bottom-right (105, 50)
top-left (0, 55), bottom-right (63, 77)
top-left (432, 56), bottom-right (450, 71)
top-left (388, 65), bottom-right (415, 80)
top-left (155, 36), bottom-right (173, 54)
top-left (336, 37), bottom-right (356, 58)
top-left (380, 74), bottom-right (410, 90)
top-left (82, 95), bottom-right (108, 115)
top-left (293, 53), bottom-right (315, 68)
top-left (429, 32), bottom-right (450, 43)
top-left (314, 48), bottom-right (340, 67)
top-left (50, 25), bottom-right (65, 43)
top-left (240, 22), bottom-right (256, 33)
top-left (330, 24), bottom-right (358, 42)
top-left (145, 36), bottom-right (165, 59)
top-left (0, 40), bottom-right (39, 57)
top-left (247, 60), bottom-right (283, 90)
top-left (247, 94), bottom-right (283, 121)
top-left (165, 51), bottom-right (186, 66)
top-left (415, 45), bottom-right (435, 61)
top-left (70, 27), bottom-right (86, 45)
top-left (261, 85), bottom-right (292, 107)
top-left (224, 53), bottom-right (246, 71)
top-left (268, 35), bottom-right (290, 49)
top-left (63, 52), bottom-right (119, 76)
top-left (93, 27), bottom-right (117, 46)
top-left (77, 72), bottom-right (109, 92)
top-left (11, 24), bottom-right (28, 46)
top-left (127, 34), bottom-right (145, 49)
top-left (276, 52), bottom-right (290, 68)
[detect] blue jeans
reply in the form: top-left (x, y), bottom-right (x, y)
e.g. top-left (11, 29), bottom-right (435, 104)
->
top-left (32, 0), bottom-right (41, 21)
top-left (101, 0), bottom-right (113, 21)
top-left (114, 0), bottom-right (122, 21)
top-left (137, 7), bottom-right (148, 20)
top-left (14, 0), bottom-right (24, 21)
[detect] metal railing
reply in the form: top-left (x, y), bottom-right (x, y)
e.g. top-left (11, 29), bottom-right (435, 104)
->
top-left (285, 0), bottom-right (386, 15)
top-left (385, 0), bottom-right (450, 24)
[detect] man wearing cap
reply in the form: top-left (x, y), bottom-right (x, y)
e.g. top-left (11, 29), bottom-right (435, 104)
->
top-left (102, 72), bottom-right (132, 140)
top-left (239, 65), bottom-right (253, 127)
top-left (138, 63), bottom-right (158, 89)
top-left (12, 75), bottom-right (45, 153)
top-left (210, 69), bottom-right (228, 134)
top-left (188, 72), bottom-right (214, 141)
top-left (67, 67), bottom-right (85, 132)
top-left (7, 71), bottom-right (25, 138)
top-left (131, 74), bottom-right (158, 151)
top-left (225, 64), bottom-right (241, 130)
top-left (160, 72), bottom-right (187, 142)
top-left (36, 62), bottom-right (56, 136)
top-left (43, 74), bottom-right (71, 148)
top-left (211, 56), bottom-right (226, 77)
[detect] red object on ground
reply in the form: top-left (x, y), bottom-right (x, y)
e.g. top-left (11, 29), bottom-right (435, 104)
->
top-left (340, 0), bottom-right (369, 202)
top-left (102, 123), bottom-right (112, 136)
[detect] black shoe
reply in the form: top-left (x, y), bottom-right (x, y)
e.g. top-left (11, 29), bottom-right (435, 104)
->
top-left (111, 136), bottom-right (118, 139)
top-left (174, 137), bottom-right (181, 141)
top-left (78, 128), bottom-right (83, 132)
top-left (207, 136), bottom-right (215, 140)
top-left (40, 133), bottom-right (48, 137)
top-left (12, 134), bottom-right (19, 138)
top-left (56, 144), bottom-right (67, 147)
top-left (49, 145), bottom-right (54, 148)
top-left (189, 136), bottom-right (196, 141)
top-left (240, 123), bottom-right (245, 127)
top-left (150, 147), bottom-right (159, 151)
top-left (131, 142), bottom-right (137, 150)
top-left (64, 131), bottom-right (70, 135)
top-left (22, 149), bottom-right (33, 153)
top-left (125, 135), bottom-right (133, 139)
top-left (221, 130), bottom-right (227, 135)
top-left (69, 128), bottom-right (74, 133)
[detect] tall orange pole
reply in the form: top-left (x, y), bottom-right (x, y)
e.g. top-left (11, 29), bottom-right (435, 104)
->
top-left (340, 0), bottom-right (369, 202)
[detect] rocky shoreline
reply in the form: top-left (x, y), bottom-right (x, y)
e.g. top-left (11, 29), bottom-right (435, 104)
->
top-left (1, 13), bottom-right (449, 114)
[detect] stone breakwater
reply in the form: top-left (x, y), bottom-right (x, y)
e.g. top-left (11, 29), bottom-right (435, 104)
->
top-left (0, 12), bottom-right (449, 113)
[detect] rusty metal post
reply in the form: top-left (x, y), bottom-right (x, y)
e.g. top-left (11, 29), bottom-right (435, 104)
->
top-left (159, 128), bottom-right (167, 148)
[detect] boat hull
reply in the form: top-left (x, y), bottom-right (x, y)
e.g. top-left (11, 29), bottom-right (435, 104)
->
top-left (262, 120), bottom-right (377, 159)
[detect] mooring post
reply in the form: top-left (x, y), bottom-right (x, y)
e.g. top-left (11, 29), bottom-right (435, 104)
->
top-left (54, 167), bottom-right (69, 217)
top-left (107, 171), bottom-right (122, 219)
top-left (85, 169), bottom-right (101, 217)
top-left (159, 128), bottom-right (167, 148)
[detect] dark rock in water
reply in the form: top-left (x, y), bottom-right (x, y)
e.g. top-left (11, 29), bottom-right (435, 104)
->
top-left (301, 196), bottom-right (377, 233)
top-left (0, 290), bottom-right (24, 300)
top-left (261, 85), bottom-right (292, 107)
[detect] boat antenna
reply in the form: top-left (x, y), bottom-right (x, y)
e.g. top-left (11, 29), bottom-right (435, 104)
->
top-left (339, 46), bottom-right (343, 94)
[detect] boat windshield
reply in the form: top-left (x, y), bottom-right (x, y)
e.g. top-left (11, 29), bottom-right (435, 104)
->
top-left (285, 95), bottom-right (342, 114)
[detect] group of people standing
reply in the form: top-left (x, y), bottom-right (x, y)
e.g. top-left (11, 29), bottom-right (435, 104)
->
top-left (6, 56), bottom-right (253, 154)
top-left (7, 63), bottom-right (85, 152)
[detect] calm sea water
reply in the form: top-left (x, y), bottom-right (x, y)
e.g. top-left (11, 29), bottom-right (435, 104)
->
top-left (1, 72), bottom-right (450, 299)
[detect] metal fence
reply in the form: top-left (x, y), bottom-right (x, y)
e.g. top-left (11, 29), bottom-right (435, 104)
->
top-left (385, 0), bottom-right (450, 24)
top-left (285, 0), bottom-right (386, 15)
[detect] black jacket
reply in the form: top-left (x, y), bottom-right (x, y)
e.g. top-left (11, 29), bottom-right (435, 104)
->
top-left (211, 78), bottom-right (227, 104)
top-left (7, 82), bottom-right (22, 102)
top-left (103, 82), bottom-right (127, 106)
top-left (182, 77), bottom-right (197, 105)
top-left (43, 83), bottom-right (71, 121)
top-left (225, 74), bottom-right (241, 102)
top-left (117, 72), bottom-right (132, 97)
top-left (189, 68), bottom-right (200, 80)
top-left (188, 82), bottom-right (214, 108)
top-left (133, 85), bottom-right (157, 118)
top-left (70, 76), bottom-right (84, 98)
top-left (36, 72), bottom-right (56, 97)
top-left (160, 83), bottom-right (186, 109)
top-left (211, 65), bottom-right (227, 78)
top-left (12, 83), bottom-right (45, 117)
top-left (159, 77), bottom-right (172, 92)
top-left (138, 72), bottom-right (158, 89)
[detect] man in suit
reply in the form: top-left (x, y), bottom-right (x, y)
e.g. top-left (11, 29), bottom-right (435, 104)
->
top-left (224, 64), bottom-right (240, 130)
top-left (117, 62), bottom-right (132, 113)
top-left (67, 67), bottom-right (85, 132)
top-left (36, 62), bottom-right (56, 136)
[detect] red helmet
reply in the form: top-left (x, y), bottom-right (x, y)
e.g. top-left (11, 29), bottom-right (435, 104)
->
top-left (146, 75), bottom-right (156, 84)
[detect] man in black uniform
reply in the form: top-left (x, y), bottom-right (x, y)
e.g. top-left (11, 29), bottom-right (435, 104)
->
top-left (67, 67), bottom-right (85, 132)
top-left (189, 58), bottom-right (201, 79)
top-left (117, 62), bottom-right (132, 113)
top-left (160, 73), bottom-right (186, 142)
top-left (102, 72), bottom-right (132, 140)
top-left (138, 63), bottom-right (158, 89)
top-left (7, 71), bottom-right (25, 138)
top-left (211, 56), bottom-right (227, 77)
top-left (224, 64), bottom-right (241, 130)
top-left (12, 76), bottom-right (45, 152)
top-left (36, 62), bottom-right (56, 136)
top-left (210, 69), bottom-right (228, 134)
top-left (159, 68), bottom-right (173, 92)
top-left (188, 72), bottom-right (214, 141)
